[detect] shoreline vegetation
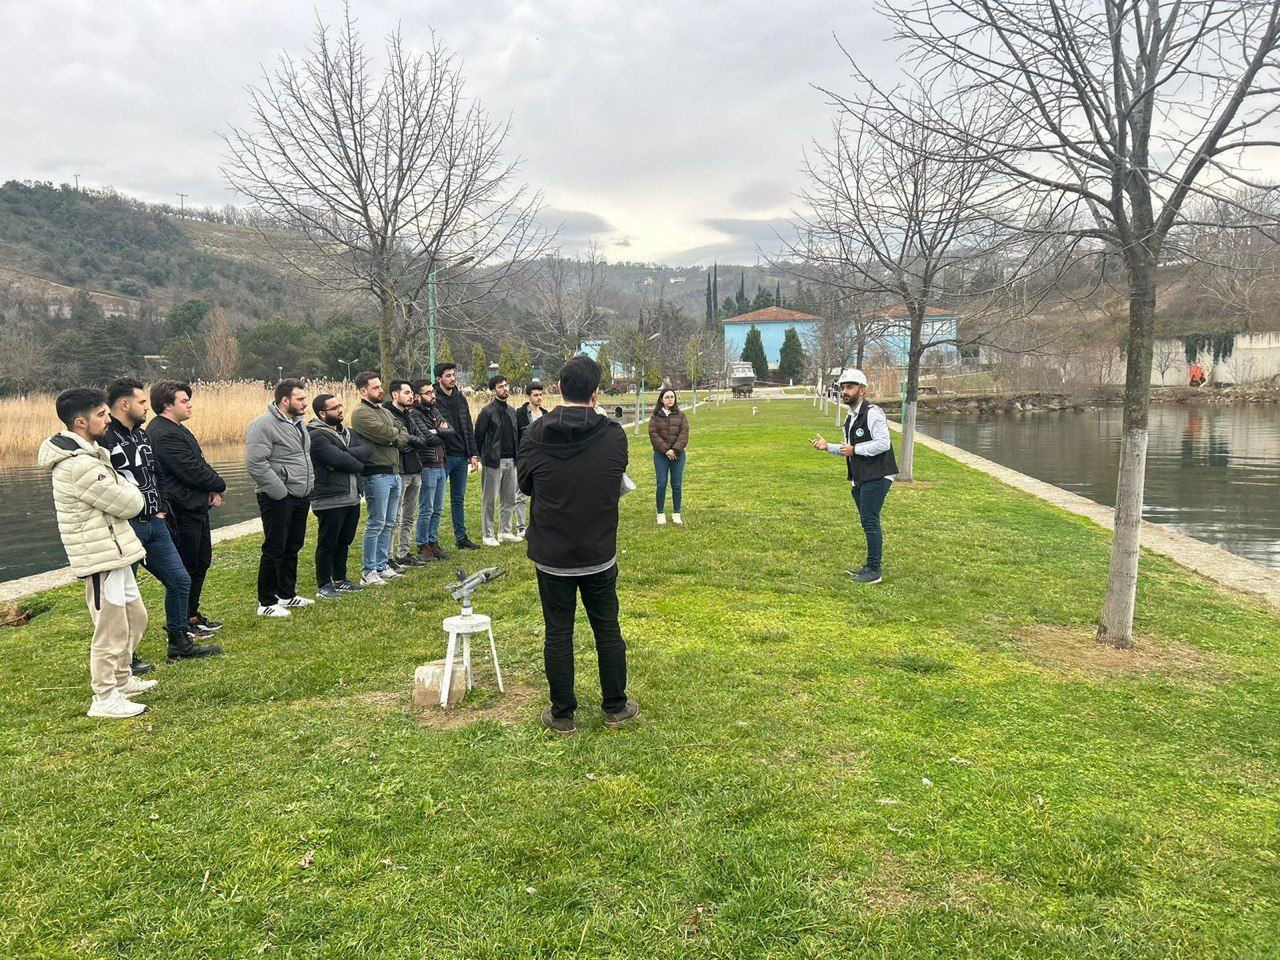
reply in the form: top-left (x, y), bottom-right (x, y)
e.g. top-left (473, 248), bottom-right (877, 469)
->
top-left (2, 402), bottom-right (1277, 955)
top-left (0, 380), bottom-right (529, 468)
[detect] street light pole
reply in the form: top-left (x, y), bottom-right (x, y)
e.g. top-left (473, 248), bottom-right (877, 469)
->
top-left (633, 330), bottom-right (660, 434)
top-left (339, 358), bottom-right (358, 381)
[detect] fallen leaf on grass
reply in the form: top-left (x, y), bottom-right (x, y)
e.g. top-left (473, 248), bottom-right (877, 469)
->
top-left (921, 777), bottom-right (933, 787)
top-left (299, 850), bottom-right (315, 868)
top-left (947, 757), bottom-right (972, 766)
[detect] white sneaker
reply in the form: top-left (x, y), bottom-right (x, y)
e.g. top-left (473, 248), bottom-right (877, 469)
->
top-left (119, 676), bottom-right (158, 698)
top-left (87, 689), bottom-right (146, 719)
top-left (657, 514), bottom-right (666, 525)
top-left (257, 604), bottom-right (292, 617)
top-left (279, 595), bottom-right (315, 608)
top-left (482, 537), bottom-right (500, 547)
top-left (361, 571), bottom-right (386, 586)
top-left (672, 513), bottom-right (683, 525)
top-left (379, 566), bottom-right (404, 579)
top-left (499, 532), bottom-right (522, 542)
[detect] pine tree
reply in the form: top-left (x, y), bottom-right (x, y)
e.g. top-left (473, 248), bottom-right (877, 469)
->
top-left (596, 342), bottom-right (613, 388)
top-left (515, 344), bottom-right (534, 387)
top-left (498, 341), bottom-right (518, 383)
top-left (751, 284), bottom-right (773, 311)
top-left (721, 297), bottom-right (738, 319)
top-left (778, 325), bottom-right (807, 381)
top-left (471, 344), bottom-right (488, 390)
top-left (735, 272), bottom-right (750, 315)
top-left (741, 325), bottom-right (769, 381)
top-left (437, 337), bottom-right (453, 366)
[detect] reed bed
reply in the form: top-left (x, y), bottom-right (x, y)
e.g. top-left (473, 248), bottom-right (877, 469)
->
top-left (0, 379), bottom-right (520, 467)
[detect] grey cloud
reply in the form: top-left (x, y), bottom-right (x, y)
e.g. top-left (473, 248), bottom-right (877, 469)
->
top-left (729, 179), bottom-right (791, 211)
top-left (665, 217), bottom-right (800, 267)
top-left (538, 207), bottom-right (615, 237)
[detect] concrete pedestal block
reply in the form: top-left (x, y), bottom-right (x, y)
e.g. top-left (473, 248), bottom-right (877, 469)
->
top-left (414, 660), bottom-right (468, 709)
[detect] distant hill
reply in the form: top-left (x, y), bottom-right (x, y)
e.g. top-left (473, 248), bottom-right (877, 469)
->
top-left (0, 180), bottom-right (303, 317)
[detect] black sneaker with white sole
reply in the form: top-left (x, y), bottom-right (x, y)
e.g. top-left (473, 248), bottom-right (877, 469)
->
top-left (848, 567), bottom-right (883, 584)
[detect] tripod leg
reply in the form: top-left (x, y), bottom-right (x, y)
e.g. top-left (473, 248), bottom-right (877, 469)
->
top-left (488, 626), bottom-right (504, 693)
top-left (441, 630), bottom-right (458, 708)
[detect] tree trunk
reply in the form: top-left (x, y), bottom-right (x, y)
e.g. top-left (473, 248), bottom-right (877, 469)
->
top-left (898, 316), bottom-right (924, 482)
top-left (1096, 260), bottom-right (1157, 649)
top-left (378, 294), bottom-right (395, 381)
top-left (856, 338), bottom-right (866, 369)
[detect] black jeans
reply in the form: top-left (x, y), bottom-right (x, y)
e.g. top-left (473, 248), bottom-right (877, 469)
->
top-left (536, 564), bottom-right (628, 720)
top-left (168, 506), bottom-right (212, 621)
top-left (257, 493), bottom-right (310, 606)
top-left (852, 478), bottom-right (892, 572)
top-left (314, 505), bottom-right (360, 587)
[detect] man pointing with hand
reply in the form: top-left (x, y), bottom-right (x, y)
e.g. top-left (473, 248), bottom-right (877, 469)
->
top-left (812, 368), bottom-right (898, 584)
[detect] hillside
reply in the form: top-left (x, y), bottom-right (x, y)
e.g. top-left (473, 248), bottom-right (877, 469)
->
top-left (0, 180), bottom-right (299, 316)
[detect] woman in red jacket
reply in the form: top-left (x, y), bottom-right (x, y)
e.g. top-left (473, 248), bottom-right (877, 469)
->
top-left (648, 387), bottom-right (689, 525)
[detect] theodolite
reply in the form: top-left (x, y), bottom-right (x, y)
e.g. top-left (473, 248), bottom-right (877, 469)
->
top-left (445, 566), bottom-right (507, 618)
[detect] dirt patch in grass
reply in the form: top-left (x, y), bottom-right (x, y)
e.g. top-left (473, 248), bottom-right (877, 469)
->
top-left (1017, 625), bottom-right (1230, 686)
top-left (414, 682), bottom-right (541, 731)
top-left (856, 861), bottom-right (998, 913)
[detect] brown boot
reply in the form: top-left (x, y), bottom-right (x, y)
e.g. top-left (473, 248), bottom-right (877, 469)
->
top-left (428, 541), bottom-right (450, 560)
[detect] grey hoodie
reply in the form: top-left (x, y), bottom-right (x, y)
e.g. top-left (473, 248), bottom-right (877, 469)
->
top-left (246, 404), bottom-right (314, 500)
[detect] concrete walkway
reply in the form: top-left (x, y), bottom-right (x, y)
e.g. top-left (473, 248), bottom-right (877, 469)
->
top-left (0, 518), bottom-right (263, 604)
top-left (896, 420), bottom-right (1280, 613)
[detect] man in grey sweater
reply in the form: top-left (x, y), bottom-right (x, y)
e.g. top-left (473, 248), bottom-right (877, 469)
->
top-left (246, 379), bottom-right (316, 617)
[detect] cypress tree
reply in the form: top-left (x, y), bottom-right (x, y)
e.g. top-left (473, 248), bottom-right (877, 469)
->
top-left (740, 325), bottom-right (769, 381)
top-left (775, 280), bottom-right (781, 307)
top-left (778, 325), bottom-right (807, 381)
top-left (705, 273), bottom-right (713, 323)
top-left (712, 263), bottom-right (719, 316)
top-left (471, 343), bottom-right (488, 390)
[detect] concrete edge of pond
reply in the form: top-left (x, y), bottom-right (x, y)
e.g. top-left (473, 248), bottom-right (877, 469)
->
top-left (0, 518), bottom-right (263, 605)
top-left (897, 421), bottom-right (1280, 613)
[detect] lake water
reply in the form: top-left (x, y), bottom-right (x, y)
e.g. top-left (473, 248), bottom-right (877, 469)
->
top-left (1, 444), bottom-right (264, 583)
top-left (916, 403), bottom-right (1280, 569)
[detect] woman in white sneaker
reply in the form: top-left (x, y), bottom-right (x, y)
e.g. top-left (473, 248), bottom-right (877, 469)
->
top-left (648, 387), bottom-right (689, 525)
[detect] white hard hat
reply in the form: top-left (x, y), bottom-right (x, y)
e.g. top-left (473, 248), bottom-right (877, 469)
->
top-left (836, 368), bottom-right (868, 386)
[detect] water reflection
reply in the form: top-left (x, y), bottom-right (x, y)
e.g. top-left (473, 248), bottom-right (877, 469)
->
top-left (917, 403), bottom-right (1280, 569)
top-left (0, 444), bottom-right (263, 582)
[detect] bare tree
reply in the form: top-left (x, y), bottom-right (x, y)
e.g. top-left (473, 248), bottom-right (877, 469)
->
top-left (1183, 186), bottom-right (1280, 324)
top-left (223, 6), bottom-right (548, 378)
top-left (1152, 337), bottom-right (1183, 384)
top-left (883, 0), bottom-right (1280, 646)
top-left (790, 82), bottom-right (1033, 480)
top-left (528, 244), bottom-right (613, 362)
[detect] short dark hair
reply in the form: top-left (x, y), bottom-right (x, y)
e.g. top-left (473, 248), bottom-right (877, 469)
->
top-left (388, 379), bottom-right (413, 395)
top-left (558, 354), bottom-right (601, 403)
top-left (312, 393), bottom-right (336, 416)
top-left (411, 379), bottom-right (430, 393)
top-left (433, 361), bottom-right (457, 380)
top-left (354, 371), bottom-right (380, 390)
top-left (105, 377), bottom-right (146, 408)
top-left (528, 381), bottom-right (544, 393)
top-left (488, 375), bottom-right (507, 391)
top-left (56, 388), bottom-right (107, 429)
top-left (150, 380), bottom-right (192, 416)
top-left (274, 378), bottom-right (306, 404)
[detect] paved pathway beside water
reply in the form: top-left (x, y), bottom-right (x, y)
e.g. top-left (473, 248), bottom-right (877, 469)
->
top-left (900, 420), bottom-right (1280, 613)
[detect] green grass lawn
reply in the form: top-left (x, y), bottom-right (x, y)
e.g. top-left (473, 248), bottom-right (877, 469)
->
top-left (2, 400), bottom-right (1278, 959)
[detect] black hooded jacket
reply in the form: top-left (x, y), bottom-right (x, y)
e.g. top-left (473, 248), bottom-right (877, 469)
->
top-left (517, 404), bottom-right (628, 572)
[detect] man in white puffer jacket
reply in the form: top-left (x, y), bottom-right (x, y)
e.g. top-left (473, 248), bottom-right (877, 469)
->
top-left (38, 389), bottom-right (154, 719)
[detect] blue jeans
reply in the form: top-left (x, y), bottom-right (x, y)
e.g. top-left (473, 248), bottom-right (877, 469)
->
top-left (362, 473), bottom-right (402, 573)
top-left (654, 450), bottom-right (686, 513)
top-left (416, 466), bottom-right (447, 548)
top-left (444, 455), bottom-right (471, 544)
top-left (852, 478), bottom-right (892, 572)
top-left (130, 516), bottom-right (190, 634)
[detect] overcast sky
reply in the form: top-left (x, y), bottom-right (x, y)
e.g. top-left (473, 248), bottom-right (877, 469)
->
top-left (0, 0), bottom-right (895, 266)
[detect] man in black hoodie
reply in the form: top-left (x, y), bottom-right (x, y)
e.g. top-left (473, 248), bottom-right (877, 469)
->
top-left (517, 354), bottom-right (639, 735)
